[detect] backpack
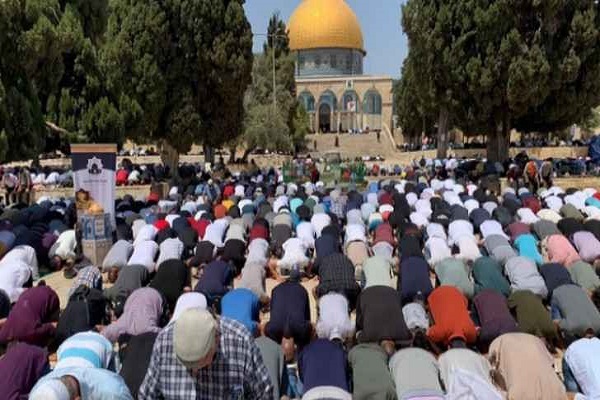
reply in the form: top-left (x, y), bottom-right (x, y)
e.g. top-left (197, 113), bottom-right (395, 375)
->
top-left (55, 285), bottom-right (108, 345)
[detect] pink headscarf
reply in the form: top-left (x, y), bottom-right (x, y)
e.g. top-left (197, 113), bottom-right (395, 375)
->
top-left (102, 287), bottom-right (163, 342)
top-left (546, 234), bottom-right (581, 267)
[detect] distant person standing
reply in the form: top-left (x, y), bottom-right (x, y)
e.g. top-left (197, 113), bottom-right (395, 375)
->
top-left (16, 167), bottom-right (32, 205)
top-left (1, 168), bottom-right (18, 205)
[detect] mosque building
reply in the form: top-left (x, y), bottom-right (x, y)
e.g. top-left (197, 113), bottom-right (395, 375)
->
top-left (288, 0), bottom-right (393, 134)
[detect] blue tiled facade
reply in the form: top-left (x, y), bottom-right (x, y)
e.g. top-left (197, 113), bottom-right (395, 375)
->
top-left (295, 48), bottom-right (364, 77)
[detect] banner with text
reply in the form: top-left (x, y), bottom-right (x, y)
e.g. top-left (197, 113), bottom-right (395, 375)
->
top-left (71, 144), bottom-right (117, 231)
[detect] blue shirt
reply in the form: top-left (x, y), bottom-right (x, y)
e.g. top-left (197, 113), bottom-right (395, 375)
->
top-left (221, 288), bottom-right (260, 334)
top-left (514, 234), bottom-right (543, 265)
top-left (32, 366), bottom-right (133, 400)
top-left (299, 339), bottom-right (349, 392)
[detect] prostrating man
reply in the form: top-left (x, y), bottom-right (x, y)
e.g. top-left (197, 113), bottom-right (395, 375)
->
top-left (0, 342), bottom-right (49, 400)
top-left (356, 285), bottom-right (412, 354)
top-left (563, 336), bottom-right (600, 398)
top-left (551, 284), bottom-right (600, 340)
top-left (508, 290), bottom-right (557, 342)
top-left (389, 347), bottom-right (444, 400)
top-left (138, 309), bottom-right (273, 399)
top-left (315, 253), bottom-right (360, 310)
top-left (30, 365), bottom-right (132, 400)
top-left (473, 289), bottom-right (518, 347)
top-left (0, 285), bottom-right (59, 347)
top-left (427, 286), bottom-right (477, 347)
top-left (488, 333), bottom-right (566, 400)
top-left (264, 276), bottom-right (312, 349)
top-left (434, 257), bottom-right (475, 299)
top-left (348, 343), bottom-right (396, 400)
top-left (299, 338), bottom-right (351, 399)
top-left (438, 348), bottom-right (502, 399)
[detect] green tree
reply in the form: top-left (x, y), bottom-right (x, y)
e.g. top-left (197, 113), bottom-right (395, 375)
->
top-left (238, 52), bottom-right (295, 160)
top-left (402, 0), bottom-right (600, 162)
top-left (102, 0), bottom-right (253, 169)
top-left (263, 12), bottom-right (290, 58)
top-left (394, 57), bottom-right (436, 147)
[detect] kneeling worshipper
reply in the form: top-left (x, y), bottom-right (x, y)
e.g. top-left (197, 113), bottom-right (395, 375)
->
top-left (299, 338), bottom-right (351, 400)
top-left (488, 333), bottom-right (566, 400)
top-left (0, 257), bottom-right (32, 303)
top-left (0, 342), bottom-right (49, 400)
top-left (427, 286), bottom-right (477, 347)
top-left (563, 336), bottom-right (600, 398)
top-left (473, 289), bottom-right (518, 346)
top-left (220, 288), bottom-right (261, 335)
top-left (434, 257), bottom-right (475, 299)
top-left (54, 331), bottom-right (114, 370)
top-left (264, 275), bottom-right (312, 348)
top-left (472, 257), bottom-right (511, 297)
top-left (148, 259), bottom-right (190, 314)
top-left (389, 347), bottom-right (444, 400)
top-left (103, 264), bottom-right (149, 303)
top-left (551, 284), bottom-right (600, 340)
top-left (348, 343), bottom-right (396, 400)
top-left (102, 287), bottom-right (164, 343)
top-left (356, 285), bottom-right (412, 354)
top-left (398, 256), bottom-right (434, 304)
top-left (438, 348), bottom-right (503, 400)
top-left (30, 364), bottom-right (132, 400)
top-left (508, 290), bottom-right (557, 343)
top-left (505, 256), bottom-right (548, 298)
top-left (316, 292), bottom-right (355, 342)
top-left (0, 285), bottom-right (59, 347)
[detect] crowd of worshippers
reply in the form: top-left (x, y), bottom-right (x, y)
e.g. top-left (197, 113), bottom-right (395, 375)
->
top-left (4, 168), bottom-right (600, 399)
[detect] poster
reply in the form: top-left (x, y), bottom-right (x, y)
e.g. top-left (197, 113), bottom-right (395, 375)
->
top-left (71, 144), bottom-right (117, 231)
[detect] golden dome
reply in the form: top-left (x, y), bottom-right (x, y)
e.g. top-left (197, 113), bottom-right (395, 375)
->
top-left (288, 0), bottom-right (365, 53)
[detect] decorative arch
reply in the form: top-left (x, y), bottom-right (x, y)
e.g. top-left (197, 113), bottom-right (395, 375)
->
top-left (342, 90), bottom-right (360, 112)
top-left (363, 89), bottom-right (382, 115)
top-left (298, 90), bottom-right (315, 113)
top-left (318, 90), bottom-right (338, 111)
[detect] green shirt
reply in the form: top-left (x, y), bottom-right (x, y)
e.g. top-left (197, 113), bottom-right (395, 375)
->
top-left (508, 290), bottom-right (556, 340)
top-left (435, 258), bottom-right (474, 299)
top-left (349, 344), bottom-right (396, 400)
top-left (472, 257), bottom-right (511, 297)
top-left (569, 261), bottom-right (600, 291)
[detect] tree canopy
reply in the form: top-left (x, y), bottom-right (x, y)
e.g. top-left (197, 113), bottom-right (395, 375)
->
top-left (237, 12), bottom-right (308, 160)
top-left (398, 0), bottom-right (600, 161)
top-left (0, 0), bottom-right (254, 166)
top-left (102, 0), bottom-right (253, 168)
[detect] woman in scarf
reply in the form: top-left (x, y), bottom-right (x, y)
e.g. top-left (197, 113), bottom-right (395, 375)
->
top-left (149, 259), bottom-right (190, 314)
top-left (102, 287), bottom-right (164, 343)
top-left (0, 285), bottom-right (59, 347)
top-left (170, 292), bottom-right (207, 323)
top-left (0, 342), bottom-right (49, 400)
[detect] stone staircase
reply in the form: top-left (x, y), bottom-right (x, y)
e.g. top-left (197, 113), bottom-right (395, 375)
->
top-left (306, 131), bottom-right (400, 159)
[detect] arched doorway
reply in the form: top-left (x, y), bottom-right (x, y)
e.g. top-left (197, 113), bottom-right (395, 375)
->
top-left (319, 103), bottom-right (331, 133)
top-left (318, 90), bottom-right (338, 133)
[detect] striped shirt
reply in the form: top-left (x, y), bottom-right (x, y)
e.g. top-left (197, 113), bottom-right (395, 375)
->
top-left (56, 331), bottom-right (114, 370)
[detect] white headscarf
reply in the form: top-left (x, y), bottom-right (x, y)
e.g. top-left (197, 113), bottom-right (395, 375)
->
top-left (170, 292), bottom-right (208, 323)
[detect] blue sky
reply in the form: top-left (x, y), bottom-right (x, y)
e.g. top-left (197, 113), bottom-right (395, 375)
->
top-left (244, 0), bottom-right (407, 78)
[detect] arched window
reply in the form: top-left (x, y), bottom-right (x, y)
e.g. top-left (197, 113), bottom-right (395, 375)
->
top-left (319, 90), bottom-right (338, 112)
top-left (342, 90), bottom-right (359, 112)
top-left (298, 91), bottom-right (315, 112)
top-left (363, 90), bottom-right (382, 115)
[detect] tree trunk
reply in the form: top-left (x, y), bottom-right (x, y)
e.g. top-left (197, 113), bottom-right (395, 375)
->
top-left (203, 145), bottom-right (215, 165)
top-left (228, 146), bottom-right (236, 164)
top-left (160, 141), bottom-right (179, 178)
top-left (436, 106), bottom-right (449, 159)
top-left (486, 114), bottom-right (510, 163)
top-left (241, 147), bottom-right (255, 163)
